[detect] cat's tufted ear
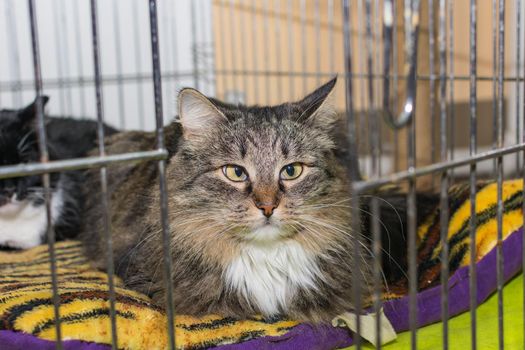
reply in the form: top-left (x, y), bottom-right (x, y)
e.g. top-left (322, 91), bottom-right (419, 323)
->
top-left (295, 77), bottom-right (338, 129)
top-left (177, 88), bottom-right (227, 139)
top-left (18, 95), bottom-right (49, 125)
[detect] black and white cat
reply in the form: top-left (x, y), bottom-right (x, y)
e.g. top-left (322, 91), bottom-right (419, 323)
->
top-left (0, 96), bottom-right (117, 249)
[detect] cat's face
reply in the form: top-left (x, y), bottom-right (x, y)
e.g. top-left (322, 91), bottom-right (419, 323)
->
top-left (0, 97), bottom-right (49, 215)
top-left (170, 79), bottom-right (351, 246)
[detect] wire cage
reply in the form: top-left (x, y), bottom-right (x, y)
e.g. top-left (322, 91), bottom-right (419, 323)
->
top-left (0, 0), bottom-right (524, 349)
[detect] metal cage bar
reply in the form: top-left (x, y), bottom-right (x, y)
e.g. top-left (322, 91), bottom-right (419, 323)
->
top-left (357, 0), bottom-right (367, 175)
top-left (447, 0), bottom-right (454, 176)
top-left (517, 0), bottom-right (522, 174)
top-left (147, 1), bottom-right (175, 349)
top-left (365, 0), bottom-right (380, 177)
top-left (407, 116), bottom-right (418, 349)
top-left (27, 1), bottom-right (63, 349)
top-left (496, 1), bottom-right (506, 348)
top-left (371, 194), bottom-right (383, 349)
top-left (429, 0), bottom-right (436, 185)
top-left (468, 1), bottom-right (478, 349)
top-left (522, 0), bottom-right (525, 340)
top-left (522, 0), bottom-right (525, 337)
top-left (438, 0), bottom-right (450, 348)
top-left (342, 2), bottom-right (362, 349)
top-left (88, 1), bottom-right (119, 347)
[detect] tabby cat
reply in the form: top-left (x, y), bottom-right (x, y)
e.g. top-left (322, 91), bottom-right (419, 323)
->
top-left (81, 78), bottom-right (378, 322)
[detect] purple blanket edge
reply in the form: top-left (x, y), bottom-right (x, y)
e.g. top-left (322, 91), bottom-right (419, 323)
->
top-left (1, 228), bottom-right (522, 350)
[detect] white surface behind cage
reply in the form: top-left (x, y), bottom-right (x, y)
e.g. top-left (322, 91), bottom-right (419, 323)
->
top-left (0, 0), bottom-right (214, 131)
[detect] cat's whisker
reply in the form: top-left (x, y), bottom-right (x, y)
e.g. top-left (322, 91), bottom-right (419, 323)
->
top-left (300, 198), bottom-right (351, 207)
top-left (294, 217), bottom-right (373, 262)
top-left (298, 203), bottom-right (352, 210)
top-left (294, 219), bottom-right (378, 291)
top-left (299, 214), bottom-right (384, 255)
top-left (358, 194), bottom-right (406, 243)
top-left (119, 231), bottom-right (160, 274)
top-left (289, 218), bottom-right (347, 243)
top-left (296, 215), bottom-right (407, 285)
top-left (297, 203), bottom-right (396, 261)
top-left (175, 223), bottom-right (236, 238)
top-left (348, 205), bottom-right (395, 256)
top-left (346, 203), bottom-right (405, 269)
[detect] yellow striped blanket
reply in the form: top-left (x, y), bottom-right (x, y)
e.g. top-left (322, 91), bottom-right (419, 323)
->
top-left (0, 242), bottom-right (297, 349)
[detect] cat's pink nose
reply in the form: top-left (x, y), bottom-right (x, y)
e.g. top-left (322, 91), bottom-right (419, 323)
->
top-left (256, 203), bottom-right (277, 218)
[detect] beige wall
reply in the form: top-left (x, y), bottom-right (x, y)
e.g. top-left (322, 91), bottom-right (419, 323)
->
top-left (212, 0), bottom-right (347, 107)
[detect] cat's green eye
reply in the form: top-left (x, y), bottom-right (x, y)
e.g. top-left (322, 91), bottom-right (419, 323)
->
top-left (280, 163), bottom-right (303, 180)
top-left (222, 165), bottom-right (248, 182)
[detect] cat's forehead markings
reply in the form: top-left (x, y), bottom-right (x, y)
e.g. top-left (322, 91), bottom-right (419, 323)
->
top-left (239, 141), bottom-right (247, 159)
top-left (244, 133), bottom-right (257, 149)
top-left (281, 140), bottom-right (289, 157)
top-left (271, 134), bottom-right (280, 152)
top-left (243, 129), bottom-right (281, 156)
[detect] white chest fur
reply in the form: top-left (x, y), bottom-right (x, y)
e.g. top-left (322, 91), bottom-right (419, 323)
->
top-left (0, 190), bottom-right (63, 249)
top-left (224, 240), bottom-right (321, 316)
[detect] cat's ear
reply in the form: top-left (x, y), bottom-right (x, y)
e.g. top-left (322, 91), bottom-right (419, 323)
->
top-left (177, 88), bottom-right (227, 139)
top-left (18, 95), bottom-right (49, 125)
top-left (295, 77), bottom-right (338, 129)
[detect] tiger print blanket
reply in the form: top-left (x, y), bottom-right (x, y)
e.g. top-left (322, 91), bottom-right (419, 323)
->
top-left (0, 180), bottom-right (523, 349)
top-left (385, 179), bottom-right (524, 298)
